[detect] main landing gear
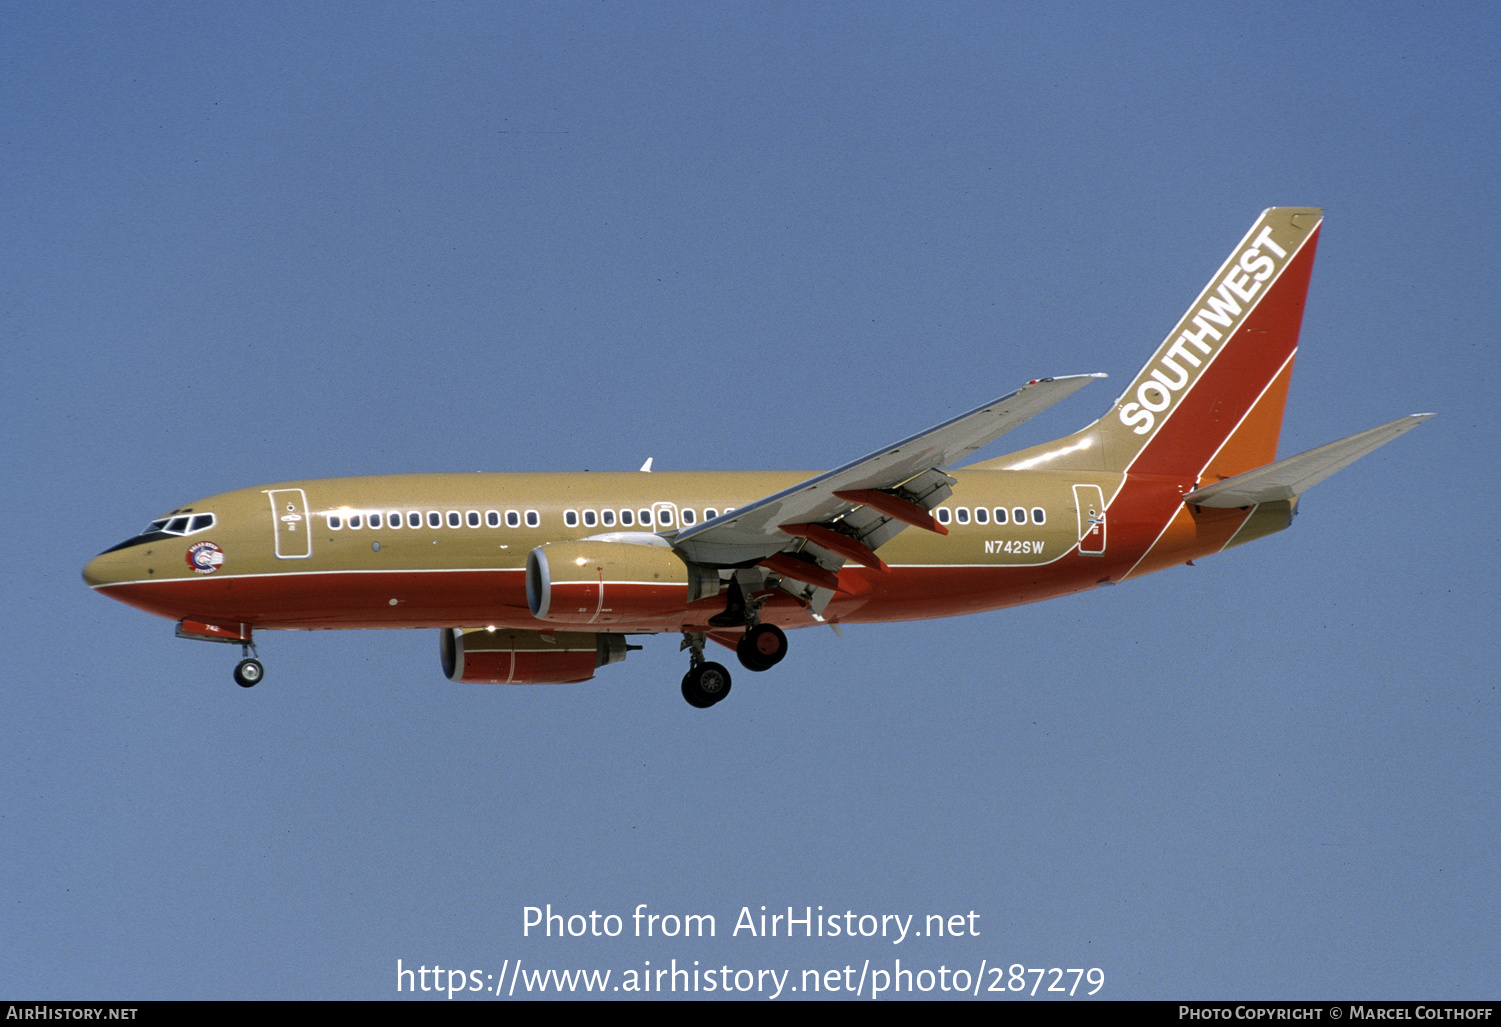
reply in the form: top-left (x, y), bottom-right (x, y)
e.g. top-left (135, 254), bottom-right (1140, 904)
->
top-left (678, 581), bottom-right (793, 707)
top-left (737, 623), bottom-right (788, 672)
top-left (680, 632), bottom-right (730, 708)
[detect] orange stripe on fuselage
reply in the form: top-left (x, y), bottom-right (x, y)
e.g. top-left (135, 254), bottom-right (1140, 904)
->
top-left (1120, 503), bottom-right (1252, 580)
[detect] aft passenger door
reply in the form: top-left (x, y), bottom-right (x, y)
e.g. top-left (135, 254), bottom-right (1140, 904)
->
top-left (267, 488), bottom-right (312, 559)
top-left (1072, 484), bottom-right (1106, 556)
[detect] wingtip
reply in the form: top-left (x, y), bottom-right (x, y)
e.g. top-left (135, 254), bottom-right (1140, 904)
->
top-left (1024, 372), bottom-right (1107, 386)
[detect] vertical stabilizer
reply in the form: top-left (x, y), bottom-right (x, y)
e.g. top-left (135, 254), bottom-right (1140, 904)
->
top-left (978, 207), bottom-right (1323, 479)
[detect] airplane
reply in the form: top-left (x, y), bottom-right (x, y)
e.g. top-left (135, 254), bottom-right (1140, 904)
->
top-left (83, 208), bottom-right (1431, 708)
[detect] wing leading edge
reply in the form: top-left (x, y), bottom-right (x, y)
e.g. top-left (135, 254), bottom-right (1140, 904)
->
top-left (671, 374), bottom-right (1104, 570)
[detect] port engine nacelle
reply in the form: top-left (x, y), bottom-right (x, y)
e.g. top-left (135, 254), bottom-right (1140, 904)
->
top-left (439, 627), bottom-right (629, 684)
top-left (526, 538), bottom-right (701, 625)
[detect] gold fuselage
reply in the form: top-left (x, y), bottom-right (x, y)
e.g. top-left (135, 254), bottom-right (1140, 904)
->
top-left (82, 467), bottom-right (1280, 635)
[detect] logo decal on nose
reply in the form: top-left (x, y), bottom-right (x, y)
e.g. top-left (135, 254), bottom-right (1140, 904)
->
top-left (186, 541), bottom-right (225, 574)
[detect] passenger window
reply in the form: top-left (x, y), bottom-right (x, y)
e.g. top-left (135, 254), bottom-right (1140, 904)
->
top-left (486, 510), bottom-right (500, 528)
top-left (1013, 507), bottom-right (1027, 525)
top-left (621, 509), bottom-right (634, 526)
top-left (975, 507), bottom-right (988, 524)
top-left (956, 508), bottom-right (970, 524)
top-left (565, 510), bottom-right (579, 528)
top-left (447, 511), bottom-right (461, 528)
top-left (602, 509), bottom-right (616, 527)
top-left (388, 511), bottom-right (402, 529)
top-left (703, 508), bottom-right (718, 520)
top-left (638, 509), bottom-right (652, 526)
top-left (681, 509), bottom-right (695, 525)
top-left (583, 510), bottom-right (597, 527)
top-left (428, 511), bottom-right (442, 528)
top-left (657, 509), bottom-right (674, 527)
top-left (466, 511), bottom-right (481, 528)
top-left (349, 514), bottom-right (363, 529)
top-left (525, 510), bottom-right (539, 527)
top-left (936, 508), bottom-right (952, 525)
top-left (505, 511), bottom-right (520, 528)
top-left (328, 515), bottom-right (343, 530)
top-left (408, 511), bottom-right (422, 528)
top-left (1032, 507), bottom-right (1046, 525)
top-left (368, 513), bottom-right (382, 529)
top-left (994, 507), bottom-right (1008, 524)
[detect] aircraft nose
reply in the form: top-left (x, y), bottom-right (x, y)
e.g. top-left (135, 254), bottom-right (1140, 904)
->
top-left (83, 547), bottom-right (139, 588)
top-left (83, 551), bottom-right (114, 587)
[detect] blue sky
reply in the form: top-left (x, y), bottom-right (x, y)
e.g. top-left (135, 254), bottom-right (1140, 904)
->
top-left (3, 1), bottom-right (1496, 1000)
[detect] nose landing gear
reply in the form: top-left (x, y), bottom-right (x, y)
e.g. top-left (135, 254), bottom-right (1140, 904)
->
top-left (233, 657), bottom-right (264, 688)
top-left (174, 620), bottom-right (266, 689)
top-left (232, 638), bottom-right (264, 688)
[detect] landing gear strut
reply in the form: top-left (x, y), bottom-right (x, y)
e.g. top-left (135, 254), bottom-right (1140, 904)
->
top-left (712, 576), bottom-right (789, 673)
top-left (680, 631), bottom-right (731, 708)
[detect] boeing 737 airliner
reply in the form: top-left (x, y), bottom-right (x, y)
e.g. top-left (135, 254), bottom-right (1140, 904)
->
top-left (84, 208), bottom-right (1430, 707)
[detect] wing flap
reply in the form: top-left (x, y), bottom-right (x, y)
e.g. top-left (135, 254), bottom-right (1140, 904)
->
top-left (672, 374), bottom-right (1103, 566)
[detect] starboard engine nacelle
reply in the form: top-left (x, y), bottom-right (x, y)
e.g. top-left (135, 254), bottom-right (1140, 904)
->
top-left (439, 627), bottom-right (630, 684)
top-left (526, 538), bottom-right (705, 625)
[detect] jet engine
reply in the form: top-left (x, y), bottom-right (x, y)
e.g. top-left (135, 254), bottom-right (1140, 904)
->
top-left (526, 539), bottom-right (706, 625)
top-left (439, 627), bottom-right (630, 684)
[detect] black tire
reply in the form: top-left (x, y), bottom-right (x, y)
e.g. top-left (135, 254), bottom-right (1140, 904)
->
top-left (233, 659), bottom-right (264, 688)
top-left (681, 661), bottom-right (732, 707)
top-left (736, 623), bottom-right (788, 672)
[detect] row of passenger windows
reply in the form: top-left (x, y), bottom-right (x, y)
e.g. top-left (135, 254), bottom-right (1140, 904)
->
top-left (937, 506), bottom-right (1046, 526)
top-left (326, 509), bottom-right (540, 531)
top-left (323, 506), bottom-right (735, 532)
top-left (562, 507), bottom-right (730, 529)
top-left (322, 503), bottom-right (1037, 533)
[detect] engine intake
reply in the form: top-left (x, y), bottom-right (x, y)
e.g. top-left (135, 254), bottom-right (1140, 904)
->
top-left (526, 539), bottom-right (695, 625)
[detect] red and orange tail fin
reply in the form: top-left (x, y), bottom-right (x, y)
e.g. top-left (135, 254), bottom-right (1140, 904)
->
top-left (981, 207), bottom-right (1323, 479)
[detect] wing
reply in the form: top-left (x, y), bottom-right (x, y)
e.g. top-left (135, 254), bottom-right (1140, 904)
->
top-left (670, 374), bottom-right (1103, 606)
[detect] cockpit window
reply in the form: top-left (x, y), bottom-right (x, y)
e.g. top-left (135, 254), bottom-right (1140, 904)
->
top-left (144, 513), bottom-right (216, 537)
top-left (105, 511), bottom-right (218, 553)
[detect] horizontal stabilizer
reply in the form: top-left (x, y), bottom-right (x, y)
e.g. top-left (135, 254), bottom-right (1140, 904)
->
top-left (1183, 414), bottom-right (1433, 508)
